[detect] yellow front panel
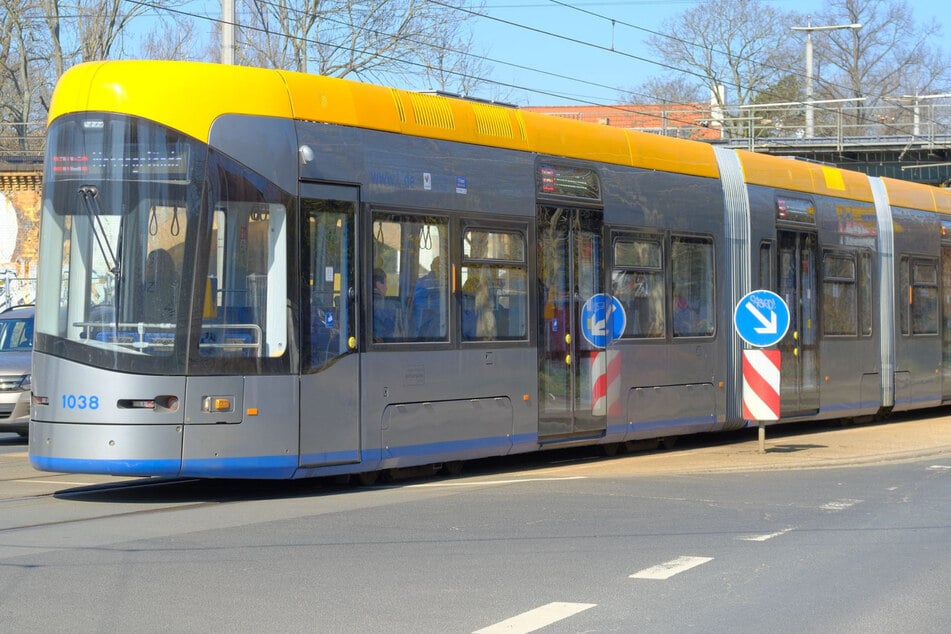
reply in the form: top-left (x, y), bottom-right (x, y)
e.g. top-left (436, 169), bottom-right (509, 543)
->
top-left (49, 61), bottom-right (294, 142)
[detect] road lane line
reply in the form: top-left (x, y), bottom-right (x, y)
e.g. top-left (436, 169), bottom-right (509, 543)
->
top-left (927, 465), bottom-right (951, 470)
top-left (473, 602), bottom-right (596, 634)
top-left (630, 555), bottom-right (713, 580)
top-left (738, 527), bottom-right (794, 542)
top-left (820, 498), bottom-right (862, 511)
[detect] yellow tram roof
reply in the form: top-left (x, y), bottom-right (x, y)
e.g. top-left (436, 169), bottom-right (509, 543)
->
top-left (48, 61), bottom-right (951, 209)
top-left (880, 176), bottom-right (951, 215)
top-left (48, 60), bottom-right (720, 179)
top-left (734, 150), bottom-right (875, 203)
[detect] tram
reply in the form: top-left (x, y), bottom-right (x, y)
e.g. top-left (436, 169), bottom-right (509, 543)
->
top-left (29, 60), bottom-right (951, 479)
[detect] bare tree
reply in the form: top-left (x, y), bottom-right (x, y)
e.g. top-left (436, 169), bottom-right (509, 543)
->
top-left (140, 14), bottom-right (206, 62)
top-left (643, 0), bottom-right (806, 137)
top-left (748, 74), bottom-right (805, 138)
top-left (234, 0), bottom-right (488, 89)
top-left (624, 75), bottom-right (707, 106)
top-left (417, 19), bottom-right (495, 98)
top-left (73, 0), bottom-right (151, 61)
top-left (641, 0), bottom-right (951, 138)
top-left (810, 0), bottom-right (951, 133)
top-left (1, 0), bottom-right (202, 151)
top-left (0, 0), bottom-right (47, 156)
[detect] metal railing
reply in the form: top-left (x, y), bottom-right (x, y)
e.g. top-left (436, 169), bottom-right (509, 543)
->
top-left (0, 128), bottom-right (44, 170)
top-left (0, 275), bottom-right (36, 311)
top-left (634, 101), bottom-right (951, 153)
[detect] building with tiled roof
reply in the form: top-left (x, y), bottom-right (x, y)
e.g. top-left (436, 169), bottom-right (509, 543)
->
top-left (521, 102), bottom-right (723, 141)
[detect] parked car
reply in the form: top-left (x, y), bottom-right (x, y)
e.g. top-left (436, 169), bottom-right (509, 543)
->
top-left (0, 305), bottom-right (33, 437)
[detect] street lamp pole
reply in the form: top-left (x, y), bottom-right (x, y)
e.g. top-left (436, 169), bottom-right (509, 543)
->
top-left (790, 21), bottom-right (862, 138)
top-left (221, 0), bottom-right (235, 65)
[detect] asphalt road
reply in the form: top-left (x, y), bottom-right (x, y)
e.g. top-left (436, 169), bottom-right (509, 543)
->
top-left (1, 414), bottom-right (951, 632)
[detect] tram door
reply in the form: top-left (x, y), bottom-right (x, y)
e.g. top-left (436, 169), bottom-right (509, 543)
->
top-left (942, 244), bottom-right (951, 401)
top-left (298, 184), bottom-right (361, 467)
top-left (777, 230), bottom-right (820, 415)
top-left (537, 206), bottom-right (606, 439)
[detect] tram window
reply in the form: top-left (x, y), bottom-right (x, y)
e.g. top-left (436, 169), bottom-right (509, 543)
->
top-left (200, 203), bottom-right (287, 357)
top-left (372, 212), bottom-right (449, 343)
top-left (759, 242), bottom-right (773, 289)
top-left (461, 228), bottom-right (528, 341)
top-left (613, 236), bottom-right (664, 338)
top-left (860, 252), bottom-right (872, 336)
top-left (302, 199), bottom-right (354, 371)
top-left (912, 261), bottom-right (939, 335)
top-left (900, 259), bottom-right (909, 335)
top-left (822, 252), bottom-right (857, 336)
top-left (199, 154), bottom-right (289, 360)
top-left (900, 257), bottom-right (939, 336)
top-left (671, 236), bottom-right (715, 338)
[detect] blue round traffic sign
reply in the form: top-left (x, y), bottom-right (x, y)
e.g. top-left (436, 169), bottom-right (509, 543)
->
top-left (733, 290), bottom-right (790, 348)
top-left (581, 293), bottom-right (626, 349)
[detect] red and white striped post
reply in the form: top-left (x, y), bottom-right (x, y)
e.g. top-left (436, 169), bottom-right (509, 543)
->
top-left (742, 349), bottom-right (781, 453)
top-left (742, 349), bottom-right (781, 420)
top-left (591, 349), bottom-right (622, 417)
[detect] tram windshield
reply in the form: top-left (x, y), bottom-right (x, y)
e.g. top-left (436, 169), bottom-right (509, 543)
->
top-left (35, 113), bottom-right (290, 375)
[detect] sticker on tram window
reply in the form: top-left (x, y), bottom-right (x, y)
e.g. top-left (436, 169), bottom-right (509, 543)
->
top-left (61, 394), bottom-right (101, 410)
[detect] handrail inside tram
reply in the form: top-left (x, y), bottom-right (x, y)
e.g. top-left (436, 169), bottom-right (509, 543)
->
top-left (71, 320), bottom-right (264, 354)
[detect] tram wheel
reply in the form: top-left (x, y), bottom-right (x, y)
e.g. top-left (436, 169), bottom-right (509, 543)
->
top-left (355, 470), bottom-right (380, 486)
top-left (601, 442), bottom-right (621, 457)
top-left (442, 461), bottom-right (465, 476)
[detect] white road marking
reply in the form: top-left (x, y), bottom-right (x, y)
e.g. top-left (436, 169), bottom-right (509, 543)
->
top-left (738, 527), bottom-right (795, 542)
top-left (473, 602), bottom-right (596, 634)
top-left (820, 498), bottom-right (862, 511)
top-left (630, 555), bottom-right (714, 580)
top-left (927, 465), bottom-right (951, 470)
top-left (409, 476), bottom-right (587, 488)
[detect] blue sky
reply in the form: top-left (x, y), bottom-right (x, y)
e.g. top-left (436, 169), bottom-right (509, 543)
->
top-left (164, 1), bottom-right (949, 107)
top-left (471, 0), bottom-right (950, 105)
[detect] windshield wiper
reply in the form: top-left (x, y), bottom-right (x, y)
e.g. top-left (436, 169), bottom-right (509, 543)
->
top-left (79, 185), bottom-right (123, 332)
top-left (78, 185), bottom-right (119, 277)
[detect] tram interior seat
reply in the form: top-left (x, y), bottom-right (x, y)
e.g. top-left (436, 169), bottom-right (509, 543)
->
top-left (461, 292), bottom-right (499, 340)
top-left (415, 308), bottom-right (439, 338)
top-left (199, 305), bottom-right (258, 356)
top-left (494, 307), bottom-right (510, 337)
top-left (461, 292), bottom-right (476, 339)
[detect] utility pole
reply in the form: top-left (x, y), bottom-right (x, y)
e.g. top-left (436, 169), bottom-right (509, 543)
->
top-left (790, 21), bottom-right (862, 138)
top-left (221, 0), bottom-right (235, 65)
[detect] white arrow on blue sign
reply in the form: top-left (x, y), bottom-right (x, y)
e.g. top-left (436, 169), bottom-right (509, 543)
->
top-left (733, 289), bottom-right (790, 348)
top-left (580, 293), bottom-right (626, 349)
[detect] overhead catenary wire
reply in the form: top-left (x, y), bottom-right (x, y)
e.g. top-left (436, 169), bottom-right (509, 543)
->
top-left (122, 0), bottom-right (717, 130)
top-left (120, 0), bottom-right (946, 138)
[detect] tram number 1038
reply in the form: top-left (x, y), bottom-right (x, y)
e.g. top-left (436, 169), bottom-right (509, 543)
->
top-left (61, 394), bottom-right (101, 410)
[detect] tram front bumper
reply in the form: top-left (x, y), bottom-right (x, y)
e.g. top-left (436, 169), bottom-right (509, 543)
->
top-left (29, 420), bottom-right (184, 477)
